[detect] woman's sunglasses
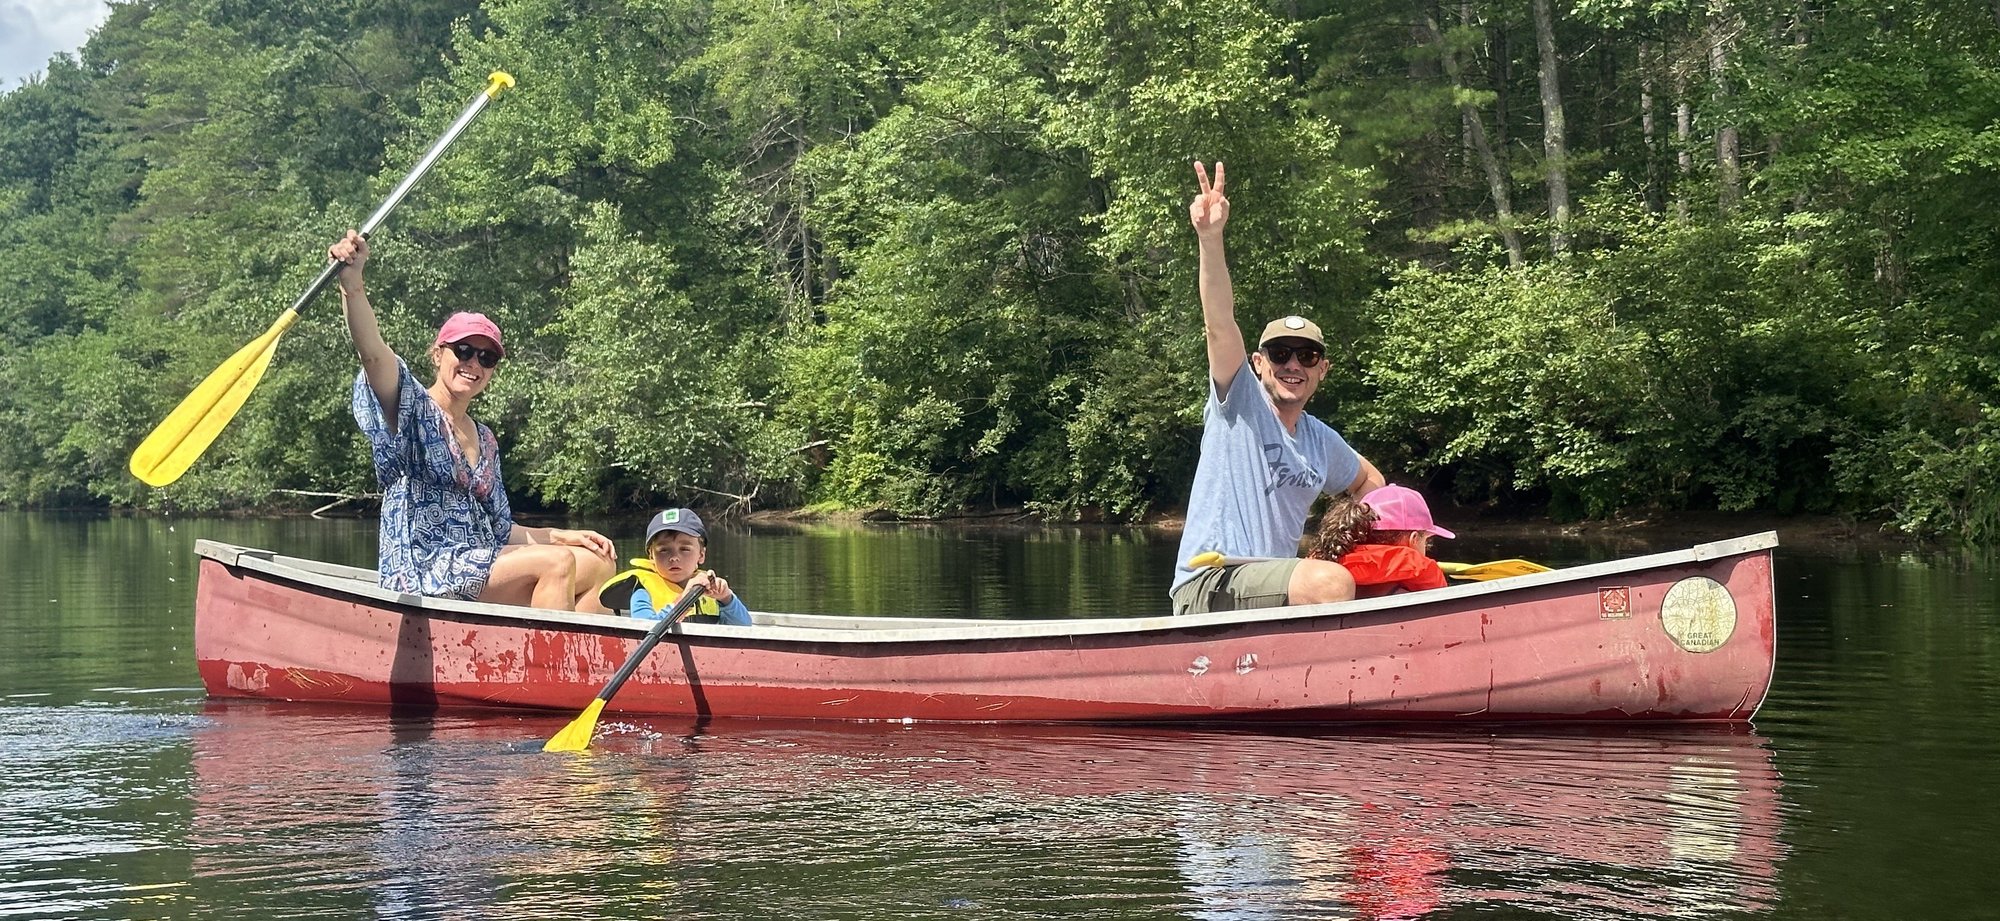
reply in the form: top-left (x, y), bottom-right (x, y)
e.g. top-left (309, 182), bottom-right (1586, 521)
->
top-left (1261, 344), bottom-right (1324, 368)
top-left (447, 342), bottom-right (502, 368)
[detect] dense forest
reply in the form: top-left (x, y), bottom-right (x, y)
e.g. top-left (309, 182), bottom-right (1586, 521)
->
top-left (1, 0), bottom-right (1996, 537)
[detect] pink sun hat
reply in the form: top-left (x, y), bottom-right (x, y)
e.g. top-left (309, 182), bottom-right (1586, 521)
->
top-left (433, 311), bottom-right (506, 355)
top-left (1363, 485), bottom-right (1455, 539)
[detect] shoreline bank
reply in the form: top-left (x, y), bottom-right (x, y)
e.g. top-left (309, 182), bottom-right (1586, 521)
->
top-left (3, 503), bottom-right (1918, 552)
top-left (743, 506), bottom-right (1915, 552)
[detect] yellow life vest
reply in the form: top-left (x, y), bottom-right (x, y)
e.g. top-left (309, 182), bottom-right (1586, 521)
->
top-left (596, 559), bottom-right (721, 618)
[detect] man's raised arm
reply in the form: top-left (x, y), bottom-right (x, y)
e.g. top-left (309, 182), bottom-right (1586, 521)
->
top-left (1190, 161), bottom-right (1247, 393)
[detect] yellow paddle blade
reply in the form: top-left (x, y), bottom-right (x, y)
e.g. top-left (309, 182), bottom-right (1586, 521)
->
top-left (129, 310), bottom-right (300, 487)
top-left (543, 698), bottom-right (607, 753)
top-left (1439, 558), bottom-right (1551, 581)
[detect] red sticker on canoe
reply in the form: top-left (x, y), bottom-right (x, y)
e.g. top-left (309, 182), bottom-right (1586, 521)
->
top-left (1600, 587), bottom-right (1631, 618)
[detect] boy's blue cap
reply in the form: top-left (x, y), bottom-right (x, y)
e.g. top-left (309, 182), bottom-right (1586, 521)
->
top-left (644, 508), bottom-right (706, 543)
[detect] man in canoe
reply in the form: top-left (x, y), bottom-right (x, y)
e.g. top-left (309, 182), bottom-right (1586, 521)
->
top-left (1170, 162), bottom-right (1384, 614)
top-left (331, 231), bottom-right (617, 608)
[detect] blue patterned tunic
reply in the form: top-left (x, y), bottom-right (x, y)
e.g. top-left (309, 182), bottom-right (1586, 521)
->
top-left (353, 360), bottom-right (513, 599)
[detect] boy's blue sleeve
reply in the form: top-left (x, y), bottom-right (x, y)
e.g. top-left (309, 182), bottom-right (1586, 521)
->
top-left (629, 587), bottom-right (661, 621)
top-left (717, 595), bottom-right (751, 626)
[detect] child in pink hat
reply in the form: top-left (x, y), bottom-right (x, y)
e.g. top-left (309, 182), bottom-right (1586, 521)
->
top-left (1305, 485), bottom-right (1454, 597)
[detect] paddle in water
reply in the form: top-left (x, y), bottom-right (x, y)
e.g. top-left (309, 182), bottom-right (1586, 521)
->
top-left (1186, 551), bottom-right (1550, 582)
top-left (543, 584), bottom-right (708, 753)
top-left (129, 71), bottom-right (516, 488)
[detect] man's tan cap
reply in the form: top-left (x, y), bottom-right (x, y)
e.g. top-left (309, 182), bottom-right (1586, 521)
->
top-left (1257, 315), bottom-right (1324, 347)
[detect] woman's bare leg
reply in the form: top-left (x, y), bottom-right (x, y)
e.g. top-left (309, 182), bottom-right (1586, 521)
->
top-left (484, 544), bottom-right (617, 610)
top-left (482, 545), bottom-right (578, 609)
top-left (574, 586), bottom-right (613, 614)
top-left (566, 546), bottom-right (617, 610)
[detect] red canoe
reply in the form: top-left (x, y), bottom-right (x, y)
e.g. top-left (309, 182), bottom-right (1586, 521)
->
top-left (193, 532), bottom-right (1777, 723)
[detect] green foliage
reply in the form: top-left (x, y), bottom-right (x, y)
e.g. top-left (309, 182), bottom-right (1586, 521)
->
top-left (1038, 310), bottom-right (1205, 520)
top-left (1359, 185), bottom-right (1872, 519)
top-left (2, 0), bottom-right (1999, 542)
top-left (515, 203), bottom-right (782, 510)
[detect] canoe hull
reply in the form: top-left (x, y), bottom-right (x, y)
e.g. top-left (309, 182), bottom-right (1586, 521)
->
top-left (194, 534), bottom-right (1777, 723)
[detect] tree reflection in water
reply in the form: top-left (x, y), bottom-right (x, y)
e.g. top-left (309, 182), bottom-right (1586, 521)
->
top-left (188, 704), bottom-right (1782, 919)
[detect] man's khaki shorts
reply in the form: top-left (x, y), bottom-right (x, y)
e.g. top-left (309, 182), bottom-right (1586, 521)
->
top-left (1171, 559), bottom-right (1300, 615)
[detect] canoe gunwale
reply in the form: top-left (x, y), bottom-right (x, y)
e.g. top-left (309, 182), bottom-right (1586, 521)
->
top-left (193, 531), bottom-right (1779, 645)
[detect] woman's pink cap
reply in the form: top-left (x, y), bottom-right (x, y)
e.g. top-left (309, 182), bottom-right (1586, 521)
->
top-left (1363, 485), bottom-right (1455, 539)
top-left (433, 312), bottom-right (505, 355)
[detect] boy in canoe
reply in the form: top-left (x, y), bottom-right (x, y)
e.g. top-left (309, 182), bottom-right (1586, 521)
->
top-left (1306, 485), bottom-right (1455, 597)
top-left (1171, 161), bottom-right (1385, 614)
top-left (584, 508), bottom-right (751, 625)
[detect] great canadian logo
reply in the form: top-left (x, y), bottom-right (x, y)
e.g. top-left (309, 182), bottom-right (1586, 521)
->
top-left (1599, 587), bottom-right (1631, 619)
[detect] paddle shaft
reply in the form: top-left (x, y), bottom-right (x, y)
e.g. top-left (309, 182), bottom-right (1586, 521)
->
top-left (291, 72), bottom-right (515, 314)
top-left (591, 584), bottom-right (708, 707)
top-left (1187, 551), bottom-right (1548, 581)
top-left (127, 73), bottom-right (514, 488)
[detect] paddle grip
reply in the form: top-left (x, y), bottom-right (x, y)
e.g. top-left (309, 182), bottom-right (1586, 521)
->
top-left (293, 73), bottom-right (512, 317)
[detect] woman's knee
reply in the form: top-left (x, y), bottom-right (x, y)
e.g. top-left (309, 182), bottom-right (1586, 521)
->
top-left (548, 548), bottom-right (578, 581)
top-left (500, 544), bottom-right (574, 580)
top-left (570, 547), bottom-right (613, 585)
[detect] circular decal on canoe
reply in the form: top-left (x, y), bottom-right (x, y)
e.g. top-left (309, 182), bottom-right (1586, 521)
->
top-left (1660, 577), bottom-right (1736, 653)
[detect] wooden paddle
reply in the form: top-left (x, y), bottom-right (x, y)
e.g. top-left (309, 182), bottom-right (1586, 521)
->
top-left (129, 71), bottom-right (517, 488)
top-left (1186, 550), bottom-right (1550, 581)
top-left (543, 584), bottom-right (708, 753)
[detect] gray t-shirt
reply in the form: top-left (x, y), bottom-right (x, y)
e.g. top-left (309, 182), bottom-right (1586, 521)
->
top-left (1170, 359), bottom-right (1362, 595)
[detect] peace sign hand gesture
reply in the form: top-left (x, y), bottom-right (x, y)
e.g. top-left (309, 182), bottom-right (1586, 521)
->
top-left (1189, 161), bottom-right (1229, 240)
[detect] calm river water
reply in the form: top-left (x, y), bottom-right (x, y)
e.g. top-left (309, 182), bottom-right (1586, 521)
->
top-left (1, 511), bottom-right (1995, 919)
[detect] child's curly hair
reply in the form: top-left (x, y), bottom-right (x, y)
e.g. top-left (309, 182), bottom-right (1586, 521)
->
top-left (1306, 494), bottom-right (1378, 561)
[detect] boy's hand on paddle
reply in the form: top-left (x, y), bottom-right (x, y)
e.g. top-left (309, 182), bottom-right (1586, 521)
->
top-left (686, 570), bottom-right (734, 604)
top-left (1189, 161), bottom-right (1229, 240)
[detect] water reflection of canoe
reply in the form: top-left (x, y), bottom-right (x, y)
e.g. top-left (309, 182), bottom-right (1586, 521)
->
top-left (192, 532), bottom-right (1776, 724)
top-left (188, 704), bottom-right (1784, 917)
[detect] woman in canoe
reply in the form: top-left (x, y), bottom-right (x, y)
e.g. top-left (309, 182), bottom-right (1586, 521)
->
top-left (330, 230), bottom-right (616, 608)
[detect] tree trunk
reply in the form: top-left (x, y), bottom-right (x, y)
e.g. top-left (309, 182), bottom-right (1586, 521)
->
top-left (1409, 20), bottom-right (1447, 231)
top-left (1709, 0), bottom-right (1742, 211)
top-left (1675, 68), bottom-right (1693, 220)
top-left (1532, 0), bottom-right (1572, 256)
top-left (1460, 0), bottom-right (1477, 182)
top-left (1492, 22), bottom-right (1511, 152)
top-left (1596, 35), bottom-right (1615, 153)
top-left (1428, 11), bottom-right (1525, 267)
top-left (1640, 41), bottom-right (1661, 212)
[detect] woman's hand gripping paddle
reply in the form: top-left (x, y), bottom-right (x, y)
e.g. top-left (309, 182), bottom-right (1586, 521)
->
top-left (543, 584), bottom-right (708, 753)
top-left (128, 72), bottom-right (517, 488)
top-left (1185, 551), bottom-right (1550, 581)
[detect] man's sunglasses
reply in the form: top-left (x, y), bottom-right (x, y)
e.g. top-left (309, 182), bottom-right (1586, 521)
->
top-left (1261, 344), bottom-right (1324, 368)
top-left (448, 342), bottom-right (503, 368)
